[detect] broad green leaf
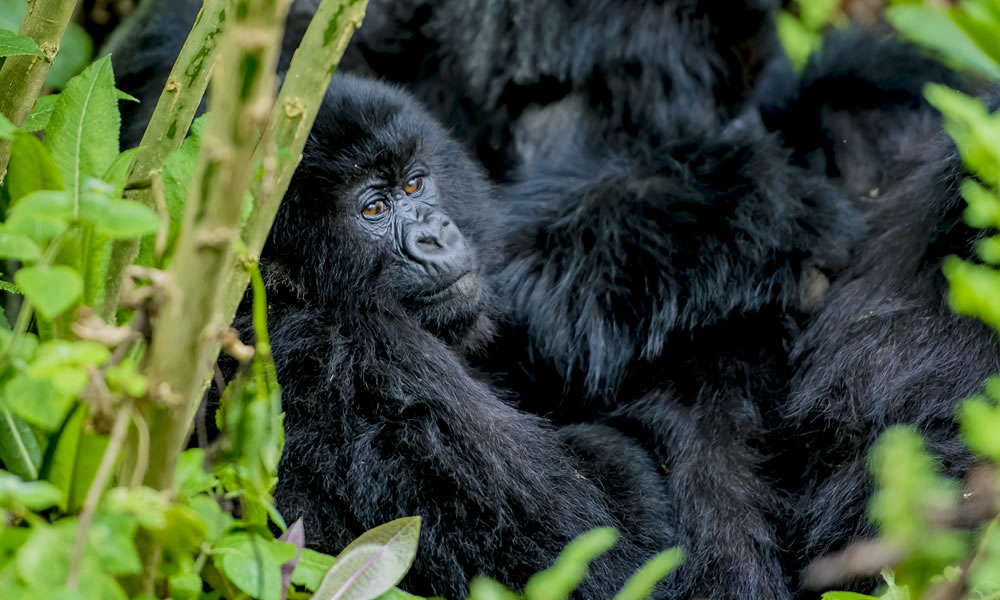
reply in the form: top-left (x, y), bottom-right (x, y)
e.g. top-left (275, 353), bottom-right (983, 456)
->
top-left (977, 235), bottom-right (1000, 264)
top-left (613, 548), bottom-right (685, 600)
top-left (0, 329), bottom-right (39, 361)
top-left (94, 199), bottom-right (162, 239)
top-left (103, 486), bottom-right (171, 531)
top-left (187, 495), bottom-right (232, 544)
top-left (66, 430), bottom-right (110, 513)
top-left (32, 339), bottom-right (111, 370)
top-left (0, 527), bottom-right (30, 570)
top-left (40, 405), bottom-right (84, 511)
top-left (44, 54), bottom-right (120, 206)
top-left (44, 23), bottom-right (94, 90)
top-left (290, 549), bottom-right (335, 590)
top-left (16, 524), bottom-right (71, 586)
top-left (8, 188), bottom-right (73, 219)
top-left (0, 231), bottom-right (41, 261)
top-left (169, 574), bottom-right (203, 600)
top-left (821, 593), bottom-right (880, 600)
top-left (0, 29), bottom-right (43, 57)
top-left (6, 132), bottom-right (64, 202)
top-left (2, 372), bottom-right (74, 431)
top-left (89, 512), bottom-right (143, 575)
top-left (525, 527), bottom-right (618, 600)
top-left (216, 533), bottom-right (285, 600)
top-left (176, 448), bottom-right (218, 499)
top-left (0, 408), bottom-right (42, 480)
top-left (0, 0), bottom-right (26, 32)
top-left (3, 213), bottom-right (69, 243)
top-left (0, 111), bottom-right (15, 139)
top-left (312, 517), bottom-right (422, 600)
top-left (950, 9), bottom-right (1000, 69)
top-left (15, 264), bottom-right (83, 319)
top-left (0, 471), bottom-right (61, 510)
top-left (23, 94), bottom-right (58, 132)
top-left (888, 5), bottom-right (1000, 79)
top-left (799, 0), bottom-right (840, 31)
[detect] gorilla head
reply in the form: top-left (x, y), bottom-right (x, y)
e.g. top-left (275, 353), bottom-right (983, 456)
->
top-left (264, 74), bottom-right (501, 348)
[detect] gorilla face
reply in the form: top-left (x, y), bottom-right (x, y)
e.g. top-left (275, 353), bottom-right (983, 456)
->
top-left (264, 74), bottom-right (498, 345)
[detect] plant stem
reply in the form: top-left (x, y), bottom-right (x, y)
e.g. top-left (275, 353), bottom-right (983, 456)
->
top-left (225, 0), bottom-right (369, 317)
top-left (101, 0), bottom-right (232, 319)
top-left (0, 0), bottom-right (80, 182)
top-left (66, 405), bottom-right (130, 590)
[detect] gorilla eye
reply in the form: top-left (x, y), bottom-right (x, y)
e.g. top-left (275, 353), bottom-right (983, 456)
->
top-left (362, 199), bottom-right (389, 217)
top-left (403, 177), bottom-right (423, 195)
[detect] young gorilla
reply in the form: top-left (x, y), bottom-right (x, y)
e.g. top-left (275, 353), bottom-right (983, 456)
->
top-left (246, 75), bottom-right (677, 598)
top-left (238, 74), bottom-right (680, 597)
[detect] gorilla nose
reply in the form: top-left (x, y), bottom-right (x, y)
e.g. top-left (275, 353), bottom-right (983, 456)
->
top-left (404, 215), bottom-right (469, 274)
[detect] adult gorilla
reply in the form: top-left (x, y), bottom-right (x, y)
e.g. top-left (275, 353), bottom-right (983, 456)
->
top-left (759, 33), bottom-right (1000, 594)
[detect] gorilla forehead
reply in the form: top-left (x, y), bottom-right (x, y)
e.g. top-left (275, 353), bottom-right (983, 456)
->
top-left (304, 74), bottom-right (454, 188)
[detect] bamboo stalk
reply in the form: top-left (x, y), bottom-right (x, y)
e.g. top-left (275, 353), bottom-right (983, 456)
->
top-left (101, 0), bottom-right (233, 319)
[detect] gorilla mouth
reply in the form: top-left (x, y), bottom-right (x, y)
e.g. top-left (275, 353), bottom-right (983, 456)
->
top-left (417, 272), bottom-right (481, 304)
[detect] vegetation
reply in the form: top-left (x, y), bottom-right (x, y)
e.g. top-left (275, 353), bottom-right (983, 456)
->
top-left (0, 0), bottom-right (998, 599)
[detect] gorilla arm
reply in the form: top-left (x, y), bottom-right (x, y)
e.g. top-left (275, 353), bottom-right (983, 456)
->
top-left (264, 304), bottom-right (673, 599)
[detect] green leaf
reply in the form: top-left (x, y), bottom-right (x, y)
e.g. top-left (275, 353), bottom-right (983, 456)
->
top-left (2, 371), bottom-right (74, 431)
top-left (40, 404), bottom-right (93, 512)
top-left (524, 527), bottom-right (619, 600)
top-left (103, 147), bottom-right (141, 198)
top-left (93, 199), bottom-right (162, 239)
top-left (176, 448), bottom-right (218, 499)
top-left (821, 593), bottom-right (880, 600)
top-left (89, 512), bottom-right (143, 575)
top-left (44, 54), bottom-right (120, 207)
top-left (23, 94), bottom-right (59, 132)
top-left (44, 23), bottom-right (94, 90)
top-left (613, 548), bottom-right (685, 600)
top-left (0, 111), bottom-right (15, 139)
top-left (292, 552), bottom-right (335, 592)
top-left (0, 29), bottom-right (43, 57)
top-left (6, 132), bottom-right (65, 202)
top-left (15, 265), bottom-right (82, 320)
top-left (0, 408), bottom-right (42, 481)
top-left (888, 5), bottom-right (1000, 79)
top-left (8, 188), bottom-right (73, 218)
top-left (0, 471), bottom-right (61, 510)
top-left (312, 517), bottom-right (422, 600)
top-left (32, 339), bottom-right (111, 370)
top-left (0, 231), bottom-right (41, 261)
top-left (944, 257), bottom-right (1000, 332)
top-left (958, 395), bottom-right (1000, 462)
top-left (169, 574), bottom-right (203, 600)
top-left (216, 533), bottom-right (285, 600)
top-left (467, 578), bottom-right (519, 600)
top-left (924, 85), bottom-right (1000, 188)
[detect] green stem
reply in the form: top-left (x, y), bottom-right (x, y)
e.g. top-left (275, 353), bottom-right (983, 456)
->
top-left (122, 0), bottom-right (293, 593)
top-left (0, 0), bottom-right (80, 182)
top-left (225, 0), bottom-right (369, 317)
top-left (101, 0), bottom-right (233, 319)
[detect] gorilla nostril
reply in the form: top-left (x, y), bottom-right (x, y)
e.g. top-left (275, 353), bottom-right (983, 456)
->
top-left (417, 235), bottom-right (441, 248)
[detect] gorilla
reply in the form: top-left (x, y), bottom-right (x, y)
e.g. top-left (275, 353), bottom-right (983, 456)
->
top-left (758, 32), bottom-right (1000, 593)
top-left (236, 73), bottom-right (678, 599)
top-left (109, 5), bottom-right (676, 597)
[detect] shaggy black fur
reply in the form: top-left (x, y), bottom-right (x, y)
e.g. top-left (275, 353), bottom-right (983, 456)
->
top-left (323, 0), bottom-right (784, 176)
top-left (251, 76), bottom-right (677, 599)
top-left (110, 13), bottom-right (678, 592)
top-left (759, 33), bottom-right (1000, 595)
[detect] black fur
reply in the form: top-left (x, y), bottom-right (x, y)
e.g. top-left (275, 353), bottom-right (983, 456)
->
top-left (110, 13), bottom-right (678, 593)
top-left (759, 33), bottom-right (1000, 595)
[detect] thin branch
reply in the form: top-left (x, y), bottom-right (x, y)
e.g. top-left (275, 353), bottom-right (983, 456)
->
top-left (66, 404), bottom-right (131, 590)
